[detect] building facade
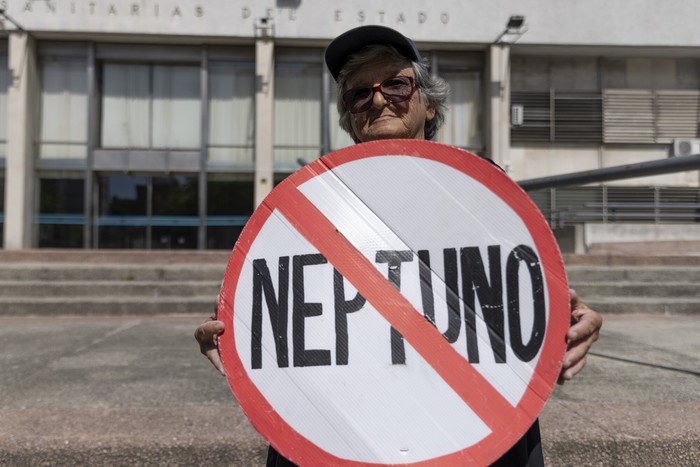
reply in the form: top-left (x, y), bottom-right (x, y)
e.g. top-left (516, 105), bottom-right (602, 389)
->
top-left (2, 0), bottom-right (700, 251)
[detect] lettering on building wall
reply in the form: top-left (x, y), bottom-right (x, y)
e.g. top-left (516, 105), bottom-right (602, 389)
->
top-left (7, 3), bottom-right (449, 27)
top-left (242, 7), bottom-right (449, 26)
top-left (16, 2), bottom-right (205, 18)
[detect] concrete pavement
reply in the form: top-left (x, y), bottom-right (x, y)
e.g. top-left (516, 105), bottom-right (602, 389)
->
top-left (0, 313), bottom-right (698, 466)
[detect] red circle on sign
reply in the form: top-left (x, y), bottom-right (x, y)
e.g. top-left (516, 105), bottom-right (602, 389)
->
top-left (219, 140), bottom-right (569, 466)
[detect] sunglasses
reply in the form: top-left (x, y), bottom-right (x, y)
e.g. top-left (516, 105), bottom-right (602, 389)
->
top-left (342, 76), bottom-right (417, 113)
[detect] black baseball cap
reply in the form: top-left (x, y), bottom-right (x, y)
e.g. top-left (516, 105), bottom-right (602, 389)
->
top-left (324, 25), bottom-right (422, 81)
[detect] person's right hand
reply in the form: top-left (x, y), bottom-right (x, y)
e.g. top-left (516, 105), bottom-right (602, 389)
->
top-left (194, 317), bottom-right (226, 376)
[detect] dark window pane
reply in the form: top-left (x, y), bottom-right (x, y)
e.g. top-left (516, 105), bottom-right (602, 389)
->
top-left (39, 225), bottom-right (83, 248)
top-left (97, 175), bottom-right (148, 248)
top-left (152, 226), bottom-right (198, 250)
top-left (99, 175), bottom-right (148, 216)
top-left (152, 176), bottom-right (198, 216)
top-left (206, 175), bottom-right (253, 249)
top-left (39, 179), bottom-right (84, 214)
top-left (207, 226), bottom-right (244, 250)
top-left (207, 177), bottom-right (253, 215)
top-left (98, 226), bottom-right (147, 249)
top-left (38, 177), bottom-right (84, 248)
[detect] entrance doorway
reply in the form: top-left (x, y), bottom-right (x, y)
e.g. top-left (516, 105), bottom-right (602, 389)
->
top-left (96, 174), bottom-right (198, 249)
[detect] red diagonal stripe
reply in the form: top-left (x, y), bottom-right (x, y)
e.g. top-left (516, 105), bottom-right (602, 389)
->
top-left (275, 186), bottom-right (528, 435)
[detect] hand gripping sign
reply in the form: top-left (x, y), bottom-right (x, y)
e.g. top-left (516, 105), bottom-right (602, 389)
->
top-left (218, 140), bottom-right (569, 466)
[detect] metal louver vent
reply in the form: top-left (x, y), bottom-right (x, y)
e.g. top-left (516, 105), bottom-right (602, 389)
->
top-left (603, 90), bottom-right (655, 143)
top-left (656, 90), bottom-right (700, 142)
top-left (511, 91), bottom-right (551, 142)
top-left (603, 89), bottom-right (700, 143)
top-left (554, 92), bottom-right (603, 142)
top-left (512, 90), bottom-right (603, 143)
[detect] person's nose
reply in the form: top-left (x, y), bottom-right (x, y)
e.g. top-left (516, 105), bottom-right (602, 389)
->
top-left (371, 85), bottom-right (387, 109)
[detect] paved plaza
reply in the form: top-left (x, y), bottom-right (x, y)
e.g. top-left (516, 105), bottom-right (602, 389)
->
top-left (0, 312), bottom-right (697, 466)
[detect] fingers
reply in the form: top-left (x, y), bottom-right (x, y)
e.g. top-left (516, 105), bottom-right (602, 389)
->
top-left (558, 355), bottom-right (587, 385)
top-left (194, 319), bottom-right (226, 376)
top-left (558, 289), bottom-right (603, 384)
top-left (195, 320), bottom-right (225, 346)
top-left (559, 325), bottom-right (595, 383)
top-left (568, 306), bottom-right (603, 343)
top-left (205, 347), bottom-right (226, 376)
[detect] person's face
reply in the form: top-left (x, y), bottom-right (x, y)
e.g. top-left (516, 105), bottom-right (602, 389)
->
top-left (344, 58), bottom-right (435, 143)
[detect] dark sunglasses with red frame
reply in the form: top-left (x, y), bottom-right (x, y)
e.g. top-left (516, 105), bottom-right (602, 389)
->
top-left (342, 76), bottom-right (417, 113)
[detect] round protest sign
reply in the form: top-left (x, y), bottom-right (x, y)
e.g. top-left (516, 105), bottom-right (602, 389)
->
top-left (218, 139), bottom-right (569, 466)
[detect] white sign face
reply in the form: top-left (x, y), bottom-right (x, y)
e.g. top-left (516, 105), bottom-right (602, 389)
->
top-left (219, 140), bottom-right (569, 466)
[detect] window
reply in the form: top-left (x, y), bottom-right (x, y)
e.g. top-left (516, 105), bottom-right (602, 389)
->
top-left (96, 174), bottom-right (199, 249)
top-left (274, 61), bottom-right (322, 170)
top-left (438, 70), bottom-right (483, 150)
top-left (206, 173), bottom-right (254, 249)
top-left (39, 57), bottom-right (88, 159)
top-left (97, 175), bottom-right (147, 248)
top-left (327, 81), bottom-right (355, 151)
top-left (208, 62), bottom-right (255, 167)
top-left (37, 176), bottom-right (84, 248)
top-left (151, 175), bottom-right (198, 249)
top-left (101, 63), bottom-right (201, 149)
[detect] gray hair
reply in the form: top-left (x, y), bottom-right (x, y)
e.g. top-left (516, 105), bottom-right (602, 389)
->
top-left (336, 45), bottom-right (449, 143)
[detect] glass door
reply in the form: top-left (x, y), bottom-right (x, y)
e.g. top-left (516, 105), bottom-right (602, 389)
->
top-left (95, 174), bottom-right (198, 249)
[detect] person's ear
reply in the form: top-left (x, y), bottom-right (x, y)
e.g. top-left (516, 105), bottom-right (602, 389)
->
top-left (426, 104), bottom-right (436, 122)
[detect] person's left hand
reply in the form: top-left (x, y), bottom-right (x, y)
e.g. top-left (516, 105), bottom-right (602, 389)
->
top-left (558, 289), bottom-right (603, 385)
top-left (194, 302), bottom-right (226, 376)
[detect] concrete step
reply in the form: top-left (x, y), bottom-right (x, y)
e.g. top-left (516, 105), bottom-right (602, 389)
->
top-left (0, 263), bottom-right (226, 281)
top-left (0, 296), bottom-right (216, 316)
top-left (0, 281), bottom-right (221, 298)
top-left (570, 281), bottom-right (700, 298)
top-left (0, 248), bottom-right (231, 264)
top-left (566, 265), bottom-right (700, 283)
top-left (0, 250), bottom-right (698, 316)
top-left (563, 253), bottom-right (700, 266)
top-left (585, 297), bottom-right (700, 315)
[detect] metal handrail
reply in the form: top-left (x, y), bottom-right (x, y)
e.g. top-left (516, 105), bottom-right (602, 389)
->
top-left (518, 154), bottom-right (700, 191)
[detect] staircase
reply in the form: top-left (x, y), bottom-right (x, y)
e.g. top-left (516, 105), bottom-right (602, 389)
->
top-left (564, 253), bottom-right (700, 316)
top-left (0, 250), bottom-right (228, 316)
top-left (1, 250), bottom-right (698, 317)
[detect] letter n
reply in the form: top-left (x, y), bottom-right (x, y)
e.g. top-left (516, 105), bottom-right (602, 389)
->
top-left (251, 257), bottom-right (290, 369)
top-left (461, 246), bottom-right (506, 363)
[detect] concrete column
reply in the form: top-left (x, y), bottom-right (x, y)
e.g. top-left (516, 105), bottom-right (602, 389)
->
top-left (487, 45), bottom-right (511, 174)
top-left (254, 38), bottom-right (274, 208)
top-left (4, 33), bottom-right (37, 250)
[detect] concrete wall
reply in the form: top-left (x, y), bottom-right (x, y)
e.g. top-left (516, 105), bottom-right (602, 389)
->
top-left (510, 144), bottom-right (600, 181)
top-left (4, 0), bottom-right (700, 48)
top-left (586, 223), bottom-right (700, 246)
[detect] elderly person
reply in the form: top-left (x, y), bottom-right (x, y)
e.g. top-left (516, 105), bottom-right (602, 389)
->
top-left (196, 25), bottom-right (603, 466)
